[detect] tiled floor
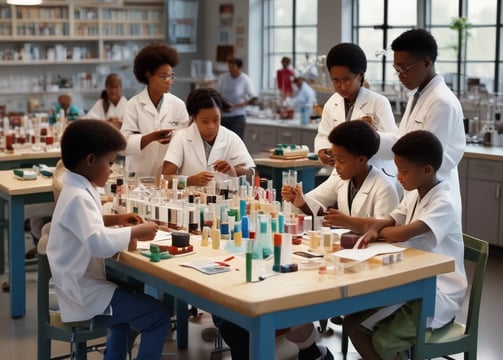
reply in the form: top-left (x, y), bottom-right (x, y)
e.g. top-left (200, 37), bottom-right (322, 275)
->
top-left (1, 241), bottom-right (502, 359)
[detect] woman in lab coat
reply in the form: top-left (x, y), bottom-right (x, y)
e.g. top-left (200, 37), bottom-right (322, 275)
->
top-left (315, 43), bottom-right (398, 177)
top-left (86, 73), bottom-right (128, 128)
top-left (162, 88), bottom-right (255, 186)
top-left (121, 43), bottom-right (189, 178)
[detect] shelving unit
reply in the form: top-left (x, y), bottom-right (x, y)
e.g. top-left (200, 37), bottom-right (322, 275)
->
top-left (0, 1), bottom-right (165, 113)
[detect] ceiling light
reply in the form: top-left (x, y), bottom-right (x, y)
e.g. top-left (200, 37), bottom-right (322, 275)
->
top-left (7, 0), bottom-right (43, 5)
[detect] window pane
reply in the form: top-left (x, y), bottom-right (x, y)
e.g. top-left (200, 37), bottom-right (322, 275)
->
top-left (430, 28), bottom-right (458, 62)
top-left (296, 0), bottom-right (317, 25)
top-left (431, 0), bottom-right (459, 25)
top-left (358, 0), bottom-right (384, 25)
top-left (274, 28), bottom-right (293, 53)
top-left (295, 27), bottom-right (317, 53)
top-left (274, 0), bottom-right (293, 26)
top-left (365, 61), bottom-right (382, 84)
top-left (358, 28), bottom-right (384, 62)
top-left (466, 27), bottom-right (496, 60)
top-left (388, 0), bottom-right (416, 26)
top-left (467, 62), bottom-right (495, 92)
top-left (467, 0), bottom-right (497, 24)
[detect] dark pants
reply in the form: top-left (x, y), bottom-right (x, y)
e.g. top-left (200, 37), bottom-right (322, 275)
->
top-left (213, 315), bottom-right (250, 359)
top-left (221, 115), bottom-right (246, 139)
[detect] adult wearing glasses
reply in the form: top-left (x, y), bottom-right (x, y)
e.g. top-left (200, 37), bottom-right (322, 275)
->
top-left (391, 28), bottom-right (465, 209)
top-left (121, 43), bottom-right (189, 178)
top-left (217, 57), bottom-right (258, 139)
top-left (315, 43), bottom-right (398, 178)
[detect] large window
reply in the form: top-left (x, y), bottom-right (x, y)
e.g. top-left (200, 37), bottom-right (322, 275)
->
top-left (262, 0), bottom-right (318, 90)
top-left (353, 0), bottom-right (502, 93)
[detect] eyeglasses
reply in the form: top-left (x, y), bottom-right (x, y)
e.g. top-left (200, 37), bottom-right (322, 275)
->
top-left (331, 74), bottom-right (358, 87)
top-left (154, 73), bottom-right (176, 82)
top-left (392, 63), bottom-right (416, 75)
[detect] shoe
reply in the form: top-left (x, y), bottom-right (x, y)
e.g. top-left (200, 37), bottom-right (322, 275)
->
top-left (25, 248), bottom-right (37, 260)
top-left (330, 315), bottom-right (343, 325)
top-left (2, 281), bottom-right (9, 293)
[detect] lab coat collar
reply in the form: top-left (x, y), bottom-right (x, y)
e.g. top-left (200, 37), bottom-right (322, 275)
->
top-left (137, 88), bottom-right (158, 117)
top-left (332, 87), bottom-right (371, 120)
top-left (337, 166), bottom-right (378, 215)
top-left (406, 180), bottom-right (450, 223)
top-left (63, 170), bottom-right (103, 211)
top-left (185, 123), bottom-right (227, 166)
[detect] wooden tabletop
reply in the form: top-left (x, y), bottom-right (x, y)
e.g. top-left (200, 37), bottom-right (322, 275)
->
top-left (0, 169), bottom-right (53, 196)
top-left (254, 157), bottom-right (322, 168)
top-left (116, 243), bottom-right (454, 318)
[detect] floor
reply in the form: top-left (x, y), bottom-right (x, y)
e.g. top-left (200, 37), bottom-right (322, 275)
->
top-left (1, 237), bottom-right (502, 359)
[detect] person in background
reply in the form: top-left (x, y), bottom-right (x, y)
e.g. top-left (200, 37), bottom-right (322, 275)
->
top-left (292, 76), bottom-right (317, 114)
top-left (49, 94), bottom-right (85, 123)
top-left (390, 28), bottom-right (465, 209)
top-left (121, 43), bottom-right (189, 178)
top-left (86, 73), bottom-right (127, 129)
top-left (277, 56), bottom-right (295, 100)
top-left (162, 88), bottom-right (255, 186)
top-left (217, 57), bottom-right (258, 139)
top-left (46, 119), bottom-right (171, 359)
top-left (343, 130), bottom-right (467, 360)
top-left (315, 43), bottom-right (398, 178)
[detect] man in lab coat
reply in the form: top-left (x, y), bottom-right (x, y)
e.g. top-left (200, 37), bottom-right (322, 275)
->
top-left (391, 28), bottom-right (465, 209)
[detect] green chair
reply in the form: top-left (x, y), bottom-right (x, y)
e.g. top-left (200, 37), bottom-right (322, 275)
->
top-left (413, 234), bottom-right (489, 360)
top-left (341, 234), bottom-right (488, 360)
top-left (37, 253), bottom-right (108, 360)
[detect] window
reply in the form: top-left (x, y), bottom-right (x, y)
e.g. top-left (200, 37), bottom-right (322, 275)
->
top-left (262, 0), bottom-right (318, 90)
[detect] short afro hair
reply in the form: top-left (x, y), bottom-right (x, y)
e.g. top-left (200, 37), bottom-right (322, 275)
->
top-left (392, 130), bottom-right (443, 171)
top-left (134, 43), bottom-right (179, 85)
top-left (186, 88), bottom-right (232, 118)
top-left (391, 29), bottom-right (438, 62)
top-left (227, 57), bottom-right (244, 68)
top-left (326, 43), bottom-right (367, 74)
top-left (328, 120), bottom-right (379, 159)
top-left (61, 119), bottom-right (126, 171)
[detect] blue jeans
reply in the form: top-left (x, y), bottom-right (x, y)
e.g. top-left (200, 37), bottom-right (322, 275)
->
top-left (104, 287), bottom-right (171, 360)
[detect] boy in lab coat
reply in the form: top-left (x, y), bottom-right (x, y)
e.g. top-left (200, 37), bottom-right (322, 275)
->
top-left (343, 130), bottom-right (467, 360)
top-left (282, 120), bottom-right (400, 233)
top-left (46, 120), bottom-right (171, 359)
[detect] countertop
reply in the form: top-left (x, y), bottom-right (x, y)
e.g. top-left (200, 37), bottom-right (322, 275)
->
top-left (464, 143), bottom-right (503, 161)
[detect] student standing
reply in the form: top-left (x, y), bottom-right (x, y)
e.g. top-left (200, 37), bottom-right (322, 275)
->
top-left (276, 56), bottom-right (295, 100)
top-left (46, 120), bottom-right (171, 360)
top-left (343, 130), bottom-right (467, 360)
top-left (315, 43), bottom-right (398, 177)
top-left (121, 43), bottom-right (189, 178)
top-left (217, 57), bottom-right (258, 139)
top-left (86, 73), bottom-right (128, 128)
top-left (391, 28), bottom-right (465, 209)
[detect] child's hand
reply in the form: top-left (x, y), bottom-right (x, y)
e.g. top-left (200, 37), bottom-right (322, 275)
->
top-left (281, 184), bottom-right (295, 202)
top-left (189, 172), bottom-right (214, 186)
top-left (322, 208), bottom-right (347, 227)
top-left (131, 221), bottom-right (159, 242)
top-left (318, 148), bottom-right (335, 166)
top-left (154, 129), bottom-right (174, 144)
top-left (117, 213), bottom-right (143, 227)
top-left (212, 160), bottom-right (236, 177)
top-left (358, 229), bottom-right (379, 249)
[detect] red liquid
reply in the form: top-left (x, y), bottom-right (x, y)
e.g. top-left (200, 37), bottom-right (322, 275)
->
top-left (45, 136), bottom-right (54, 145)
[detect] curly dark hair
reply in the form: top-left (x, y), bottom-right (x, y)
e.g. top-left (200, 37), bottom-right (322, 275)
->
top-left (326, 43), bottom-right (367, 74)
top-left (391, 28), bottom-right (438, 62)
top-left (61, 119), bottom-right (126, 170)
top-left (186, 88), bottom-right (232, 118)
top-left (328, 120), bottom-right (379, 159)
top-left (392, 130), bottom-right (443, 171)
top-left (133, 43), bottom-right (180, 85)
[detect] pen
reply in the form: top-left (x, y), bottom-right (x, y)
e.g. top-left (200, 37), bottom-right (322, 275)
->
top-left (223, 256), bottom-right (235, 262)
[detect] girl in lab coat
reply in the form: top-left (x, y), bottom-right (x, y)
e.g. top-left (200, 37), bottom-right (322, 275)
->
top-left (162, 88), bottom-right (255, 186)
top-left (121, 43), bottom-right (189, 178)
top-left (86, 73), bottom-right (128, 128)
top-left (283, 120), bottom-right (399, 232)
top-left (315, 43), bottom-right (399, 177)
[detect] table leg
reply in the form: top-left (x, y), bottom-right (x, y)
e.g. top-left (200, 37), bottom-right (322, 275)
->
top-left (9, 197), bottom-right (26, 318)
top-left (175, 299), bottom-right (189, 349)
top-left (249, 316), bottom-right (275, 360)
top-left (0, 199), bottom-right (5, 275)
top-left (412, 276), bottom-right (435, 359)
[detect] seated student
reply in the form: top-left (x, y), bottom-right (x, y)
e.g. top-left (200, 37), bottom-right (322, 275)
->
top-left (46, 120), bottom-right (172, 359)
top-left (282, 120), bottom-right (399, 233)
top-left (343, 130), bottom-right (467, 360)
top-left (49, 94), bottom-right (85, 123)
top-left (162, 88), bottom-right (255, 185)
top-left (86, 73), bottom-right (128, 128)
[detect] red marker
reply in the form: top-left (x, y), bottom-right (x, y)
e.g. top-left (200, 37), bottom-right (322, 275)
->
top-left (223, 256), bottom-right (235, 262)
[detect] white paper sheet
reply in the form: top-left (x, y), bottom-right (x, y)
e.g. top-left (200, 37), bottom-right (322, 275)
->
top-left (333, 243), bottom-right (406, 261)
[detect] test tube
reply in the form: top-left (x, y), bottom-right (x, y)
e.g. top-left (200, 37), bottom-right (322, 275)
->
top-left (288, 169), bottom-right (297, 187)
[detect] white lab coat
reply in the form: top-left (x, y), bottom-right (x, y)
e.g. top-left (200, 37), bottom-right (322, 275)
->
top-left (391, 181), bottom-right (467, 329)
top-left (302, 166), bottom-right (399, 218)
top-left (121, 88), bottom-right (189, 177)
top-left (86, 96), bottom-right (128, 121)
top-left (315, 87), bottom-right (399, 177)
top-left (398, 75), bottom-right (465, 209)
top-left (46, 170), bottom-right (131, 322)
top-left (164, 123), bottom-right (255, 177)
